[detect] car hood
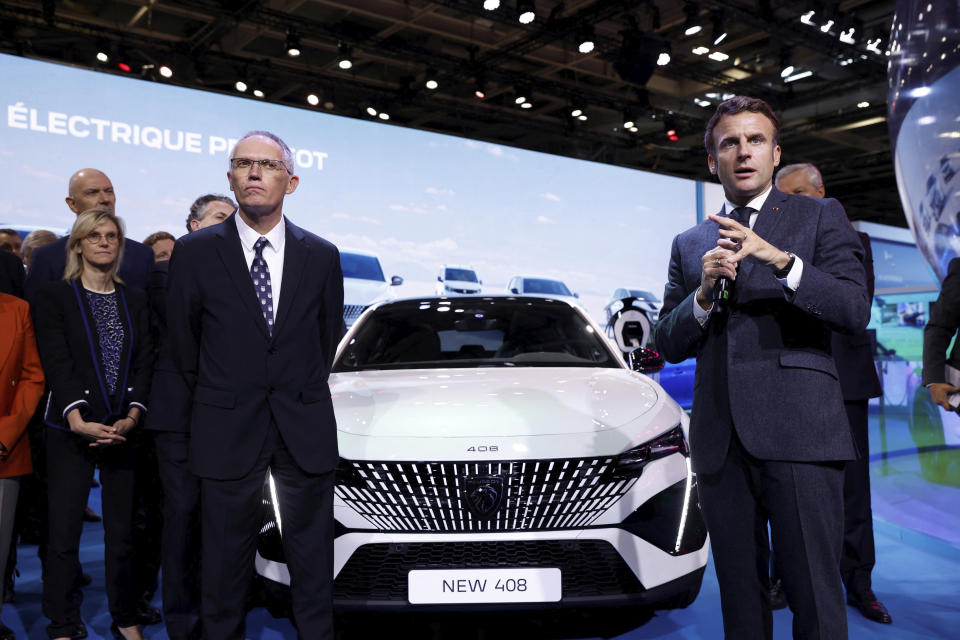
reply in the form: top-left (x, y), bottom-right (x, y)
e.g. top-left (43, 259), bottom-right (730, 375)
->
top-left (344, 278), bottom-right (392, 306)
top-left (332, 367), bottom-right (660, 438)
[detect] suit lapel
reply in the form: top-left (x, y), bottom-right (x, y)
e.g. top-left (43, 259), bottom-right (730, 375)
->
top-left (272, 220), bottom-right (308, 338)
top-left (215, 214), bottom-right (270, 339)
top-left (738, 188), bottom-right (787, 286)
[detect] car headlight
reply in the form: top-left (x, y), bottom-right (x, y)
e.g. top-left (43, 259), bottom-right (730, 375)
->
top-left (611, 425), bottom-right (687, 477)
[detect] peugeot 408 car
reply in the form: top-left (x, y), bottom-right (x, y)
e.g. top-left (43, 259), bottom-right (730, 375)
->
top-left (256, 296), bottom-right (708, 611)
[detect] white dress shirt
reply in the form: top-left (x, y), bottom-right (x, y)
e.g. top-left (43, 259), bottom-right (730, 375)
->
top-left (235, 213), bottom-right (286, 323)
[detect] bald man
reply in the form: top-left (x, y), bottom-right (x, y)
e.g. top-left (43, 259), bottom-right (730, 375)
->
top-left (24, 169), bottom-right (155, 303)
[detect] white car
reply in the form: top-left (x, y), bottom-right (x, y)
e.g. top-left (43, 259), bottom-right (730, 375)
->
top-left (506, 275), bottom-right (584, 308)
top-left (435, 264), bottom-right (482, 296)
top-left (340, 249), bottom-right (403, 328)
top-left (256, 296), bottom-right (708, 611)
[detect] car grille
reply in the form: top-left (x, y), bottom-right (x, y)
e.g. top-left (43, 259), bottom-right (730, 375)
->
top-left (335, 457), bottom-right (637, 532)
top-left (333, 540), bottom-right (643, 601)
top-left (343, 304), bottom-right (366, 326)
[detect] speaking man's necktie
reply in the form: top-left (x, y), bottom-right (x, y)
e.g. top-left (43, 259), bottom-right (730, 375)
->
top-left (251, 236), bottom-right (274, 334)
top-left (732, 205), bottom-right (755, 228)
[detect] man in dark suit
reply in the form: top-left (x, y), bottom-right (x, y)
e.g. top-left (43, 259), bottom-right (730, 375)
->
top-left (24, 169), bottom-right (155, 303)
top-left (924, 258), bottom-right (960, 405)
top-left (652, 96), bottom-right (870, 639)
top-left (775, 163), bottom-right (891, 624)
top-left (165, 131), bottom-right (343, 640)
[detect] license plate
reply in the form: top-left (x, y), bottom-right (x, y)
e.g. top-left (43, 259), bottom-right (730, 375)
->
top-left (408, 568), bottom-right (561, 604)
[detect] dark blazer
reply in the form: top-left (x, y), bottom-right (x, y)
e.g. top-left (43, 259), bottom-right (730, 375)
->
top-left (146, 260), bottom-right (192, 432)
top-left (922, 256), bottom-right (960, 385)
top-left (0, 251), bottom-right (25, 299)
top-left (25, 235), bottom-right (155, 304)
top-left (831, 232), bottom-right (882, 401)
top-left (165, 213), bottom-right (344, 480)
top-left (652, 188), bottom-right (870, 474)
top-left (33, 279), bottom-right (153, 429)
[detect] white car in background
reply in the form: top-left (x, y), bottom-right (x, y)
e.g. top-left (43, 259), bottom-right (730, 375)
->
top-left (256, 296), bottom-right (708, 612)
top-left (340, 249), bottom-right (403, 328)
top-left (506, 275), bottom-right (584, 308)
top-left (436, 264), bottom-right (482, 296)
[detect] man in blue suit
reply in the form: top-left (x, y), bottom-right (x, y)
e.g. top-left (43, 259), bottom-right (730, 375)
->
top-left (165, 131), bottom-right (343, 640)
top-left (24, 169), bottom-right (155, 303)
top-left (652, 97), bottom-right (870, 639)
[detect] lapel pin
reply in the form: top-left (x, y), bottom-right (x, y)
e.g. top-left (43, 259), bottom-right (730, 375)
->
top-left (773, 206), bottom-right (780, 211)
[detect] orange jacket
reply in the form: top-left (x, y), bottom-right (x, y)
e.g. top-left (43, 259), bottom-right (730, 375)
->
top-left (0, 293), bottom-right (45, 478)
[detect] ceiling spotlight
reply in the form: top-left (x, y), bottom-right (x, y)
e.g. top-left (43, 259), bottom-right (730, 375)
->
top-left (578, 114), bottom-right (588, 121)
top-left (514, 84), bottom-right (530, 105)
top-left (657, 42), bottom-right (671, 66)
top-left (839, 26), bottom-right (856, 45)
top-left (424, 68), bottom-right (439, 90)
top-left (518, 0), bottom-right (535, 24)
top-left (96, 51), bottom-right (109, 63)
top-left (570, 103), bottom-right (585, 118)
top-left (253, 89), bottom-right (265, 98)
top-left (692, 46), bottom-right (709, 55)
top-left (711, 14), bottom-right (728, 46)
top-left (577, 24), bottom-right (595, 54)
top-left (307, 94), bottom-right (320, 106)
top-left (784, 70), bottom-right (813, 82)
top-left (665, 115), bottom-right (679, 141)
top-left (337, 42), bottom-right (354, 70)
top-left (521, 101), bottom-right (533, 109)
top-left (474, 76), bottom-right (486, 99)
top-left (378, 111), bottom-right (390, 120)
top-left (694, 98), bottom-right (712, 107)
top-left (482, 0), bottom-right (500, 10)
top-left (857, 101), bottom-right (870, 108)
top-left (365, 106), bottom-right (378, 117)
top-left (235, 80), bottom-right (248, 92)
top-left (683, 3), bottom-right (702, 37)
top-left (117, 62), bottom-right (132, 72)
top-left (623, 111), bottom-right (636, 129)
top-left (708, 51), bottom-right (729, 62)
top-left (800, 10), bottom-right (816, 26)
top-left (285, 31), bottom-right (301, 57)
top-left (158, 65), bottom-right (173, 78)
top-left (820, 20), bottom-right (835, 34)
top-left (779, 50), bottom-right (794, 78)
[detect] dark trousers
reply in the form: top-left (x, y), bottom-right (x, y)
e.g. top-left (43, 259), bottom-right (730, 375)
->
top-left (43, 427), bottom-right (138, 639)
top-left (155, 431), bottom-right (201, 640)
top-left (132, 435), bottom-right (163, 605)
top-left (699, 432), bottom-right (847, 640)
top-left (201, 424), bottom-right (335, 640)
top-left (840, 400), bottom-right (876, 594)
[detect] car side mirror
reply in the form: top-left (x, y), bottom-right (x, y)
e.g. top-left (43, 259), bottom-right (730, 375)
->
top-left (391, 275), bottom-right (404, 286)
top-left (629, 347), bottom-right (665, 374)
top-left (510, 288), bottom-right (519, 294)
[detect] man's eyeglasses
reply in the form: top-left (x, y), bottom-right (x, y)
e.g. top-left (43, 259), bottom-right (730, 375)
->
top-left (84, 232), bottom-right (119, 244)
top-left (230, 158), bottom-right (290, 174)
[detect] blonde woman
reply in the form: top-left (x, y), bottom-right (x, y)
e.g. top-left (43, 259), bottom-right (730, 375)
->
top-left (33, 209), bottom-right (153, 640)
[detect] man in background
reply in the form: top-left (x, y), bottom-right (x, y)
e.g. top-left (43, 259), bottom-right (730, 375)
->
top-left (144, 232), bottom-right (177, 263)
top-left (146, 193), bottom-right (231, 640)
top-left (21, 231), bottom-right (58, 272)
top-left (0, 231), bottom-right (22, 262)
top-left (185, 195), bottom-right (235, 232)
top-left (774, 162), bottom-right (891, 624)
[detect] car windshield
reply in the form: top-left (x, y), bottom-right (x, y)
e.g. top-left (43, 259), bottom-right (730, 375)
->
top-left (444, 268), bottom-right (478, 283)
top-left (335, 297), bottom-right (620, 371)
top-left (341, 252), bottom-right (385, 282)
top-left (523, 278), bottom-right (572, 296)
top-left (627, 289), bottom-right (660, 302)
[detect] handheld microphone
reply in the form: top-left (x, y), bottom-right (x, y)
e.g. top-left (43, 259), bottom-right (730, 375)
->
top-left (712, 269), bottom-right (733, 306)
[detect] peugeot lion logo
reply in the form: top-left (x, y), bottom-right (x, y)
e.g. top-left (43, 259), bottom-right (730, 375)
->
top-left (464, 475), bottom-right (505, 519)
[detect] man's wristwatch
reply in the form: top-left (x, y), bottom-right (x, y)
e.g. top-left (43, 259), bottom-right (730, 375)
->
top-left (773, 252), bottom-right (797, 279)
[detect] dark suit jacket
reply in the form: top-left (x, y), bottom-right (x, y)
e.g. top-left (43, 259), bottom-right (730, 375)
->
top-left (0, 251), bottom-right (25, 299)
top-left (165, 213), bottom-right (344, 480)
top-left (32, 280), bottom-right (153, 429)
top-left (922, 257), bottom-right (960, 385)
top-left (652, 188), bottom-right (870, 474)
top-left (831, 232), bottom-right (882, 401)
top-left (145, 260), bottom-right (192, 432)
top-left (24, 235), bottom-right (155, 304)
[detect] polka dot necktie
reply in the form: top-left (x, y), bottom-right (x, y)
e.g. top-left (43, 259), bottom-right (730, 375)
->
top-left (251, 236), bottom-right (274, 335)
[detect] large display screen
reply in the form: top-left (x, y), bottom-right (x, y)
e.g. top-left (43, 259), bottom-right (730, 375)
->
top-left (0, 53), bottom-right (698, 324)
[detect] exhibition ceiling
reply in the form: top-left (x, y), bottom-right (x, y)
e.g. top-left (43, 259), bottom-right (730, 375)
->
top-left (0, 0), bottom-right (901, 225)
